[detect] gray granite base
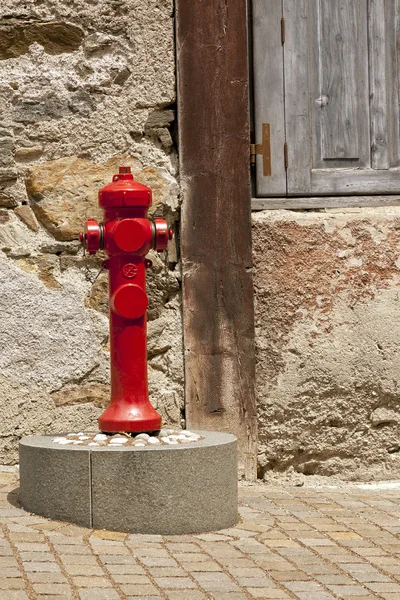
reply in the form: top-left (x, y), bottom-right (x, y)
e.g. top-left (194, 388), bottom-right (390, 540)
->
top-left (19, 431), bottom-right (238, 534)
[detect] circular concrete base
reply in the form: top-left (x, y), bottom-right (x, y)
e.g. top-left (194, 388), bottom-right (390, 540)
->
top-left (19, 431), bottom-right (238, 534)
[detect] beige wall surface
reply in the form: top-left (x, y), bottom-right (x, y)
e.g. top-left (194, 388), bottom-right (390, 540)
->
top-left (0, 0), bottom-right (183, 463)
top-left (253, 207), bottom-right (400, 481)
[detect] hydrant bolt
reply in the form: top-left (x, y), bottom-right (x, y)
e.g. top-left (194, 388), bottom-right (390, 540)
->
top-left (79, 166), bottom-right (173, 434)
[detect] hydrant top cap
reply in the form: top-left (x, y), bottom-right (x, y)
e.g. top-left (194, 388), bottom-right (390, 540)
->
top-left (99, 166), bottom-right (152, 208)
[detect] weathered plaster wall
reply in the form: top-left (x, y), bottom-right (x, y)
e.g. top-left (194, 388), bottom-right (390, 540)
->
top-left (253, 208), bottom-right (400, 481)
top-left (0, 0), bottom-right (182, 463)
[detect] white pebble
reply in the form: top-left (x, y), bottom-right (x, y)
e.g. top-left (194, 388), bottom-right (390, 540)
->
top-left (94, 434), bottom-right (108, 442)
top-left (78, 436), bottom-right (90, 441)
top-left (135, 433), bottom-right (150, 440)
top-left (158, 429), bottom-right (169, 437)
top-left (67, 433), bottom-right (78, 437)
top-left (77, 432), bottom-right (85, 436)
top-left (166, 429), bottom-right (174, 435)
top-left (88, 442), bottom-right (99, 446)
top-left (53, 437), bottom-right (66, 443)
top-left (168, 440), bottom-right (179, 444)
top-left (168, 435), bottom-right (179, 441)
top-left (58, 439), bottom-right (73, 445)
top-left (148, 437), bottom-right (160, 445)
top-left (73, 441), bottom-right (83, 445)
top-left (177, 434), bottom-right (187, 440)
top-left (110, 438), bottom-right (128, 444)
top-left (182, 430), bottom-right (194, 436)
top-left (134, 442), bottom-right (146, 447)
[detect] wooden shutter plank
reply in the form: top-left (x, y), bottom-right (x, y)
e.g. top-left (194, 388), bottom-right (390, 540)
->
top-left (369, 0), bottom-right (390, 169)
top-left (311, 0), bottom-right (370, 168)
top-left (253, 0), bottom-right (286, 196)
top-left (311, 168), bottom-right (400, 194)
top-left (283, 0), bottom-right (312, 194)
top-left (386, 0), bottom-right (400, 167)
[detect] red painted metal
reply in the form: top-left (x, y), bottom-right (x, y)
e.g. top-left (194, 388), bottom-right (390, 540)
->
top-left (79, 167), bottom-right (172, 433)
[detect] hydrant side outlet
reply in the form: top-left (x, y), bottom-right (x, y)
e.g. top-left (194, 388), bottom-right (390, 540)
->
top-left (79, 167), bottom-right (173, 434)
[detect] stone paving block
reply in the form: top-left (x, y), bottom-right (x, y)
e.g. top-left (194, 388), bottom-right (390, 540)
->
top-left (166, 543), bottom-right (199, 553)
top-left (210, 594), bottom-right (249, 600)
top-left (316, 574), bottom-right (357, 585)
top-left (351, 571), bottom-right (392, 583)
top-left (110, 574), bottom-right (153, 585)
top-left (23, 561), bottom-right (61, 572)
top-left (173, 552), bottom-right (209, 562)
top-left (106, 564), bottom-right (146, 575)
top-left (0, 556), bottom-right (18, 567)
top-left (78, 590), bottom-right (121, 600)
top-left (98, 555), bottom-right (139, 565)
top-left (59, 555), bottom-right (99, 565)
top-left (62, 564), bottom-right (104, 576)
top-left (92, 545), bottom-right (130, 556)
top-left (147, 567), bottom-right (190, 577)
top-left (283, 581), bottom-right (326, 592)
top-left (127, 597), bottom-right (163, 600)
top-left (182, 561), bottom-right (222, 572)
top-left (192, 571), bottom-right (240, 592)
top-left (0, 568), bottom-right (20, 577)
top-left (36, 596), bottom-right (74, 600)
top-left (365, 582), bottom-right (400, 592)
top-left (266, 571), bottom-right (310, 582)
top-left (53, 544), bottom-right (91, 555)
top-left (292, 591), bottom-right (336, 599)
top-left (247, 590), bottom-right (291, 599)
top-left (33, 584), bottom-right (72, 594)
top-left (120, 584), bottom-right (160, 596)
top-left (235, 577), bottom-right (276, 587)
top-left (164, 592), bottom-right (208, 600)
top-left (27, 573), bottom-right (68, 583)
top-left (0, 577), bottom-right (25, 589)
top-left (139, 557), bottom-right (179, 567)
top-left (72, 576), bottom-right (115, 587)
top-left (326, 584), bottom-right (372, 595)
top-left (153, 576), bottom-right (197, 589)
top-left (14, 542), bottom-right (49, 551)
top-left (19, 552), bottom-right (55, 562)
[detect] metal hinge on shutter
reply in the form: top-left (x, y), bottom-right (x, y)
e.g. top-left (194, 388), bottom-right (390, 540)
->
top-left (250, 123), bottom-right (271, 176)
top-left (284, 142), bottom-right (288, 169)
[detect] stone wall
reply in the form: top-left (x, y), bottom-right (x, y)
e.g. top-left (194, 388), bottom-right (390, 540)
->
top-left (0, 0), bottom-right (182, 463)
top-left (253, 208), bottom-right (400, 481)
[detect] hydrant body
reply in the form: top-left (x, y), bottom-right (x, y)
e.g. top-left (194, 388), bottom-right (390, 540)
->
top-left (80, 167), bottom-right (172, 433)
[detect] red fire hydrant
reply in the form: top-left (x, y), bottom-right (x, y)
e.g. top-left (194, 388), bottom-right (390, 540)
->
top-left (79, 166), bottom-right (172, 433)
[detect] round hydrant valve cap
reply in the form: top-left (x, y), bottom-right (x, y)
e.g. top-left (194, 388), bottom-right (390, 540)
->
top-left (111, 284), bottom-right (148, 319)
top-left (114, 219), bottom-right (147, 252)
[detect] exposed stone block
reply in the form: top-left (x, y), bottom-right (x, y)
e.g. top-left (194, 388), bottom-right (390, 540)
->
top-left (0, 21), bottom-right (84, 60)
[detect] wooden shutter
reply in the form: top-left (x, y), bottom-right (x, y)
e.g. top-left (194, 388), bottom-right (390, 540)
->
top-left (252, 0), bottom-right (400, 198)
top-left (252, 0), bottom-right (286, 196)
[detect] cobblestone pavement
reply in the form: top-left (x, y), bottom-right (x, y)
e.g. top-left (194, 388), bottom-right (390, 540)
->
top-left (3, 468), bottom-right (400, 599)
